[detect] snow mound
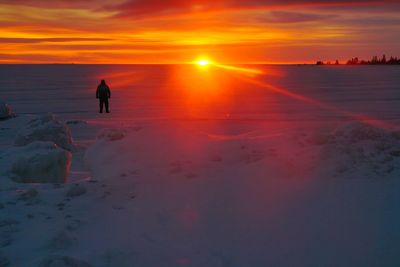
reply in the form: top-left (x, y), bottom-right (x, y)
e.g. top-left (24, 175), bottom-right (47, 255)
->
top-left (1, 141), bottom-right (72, 183)
top-left (320, 122), bottom-right (400, 177)
top-left (14, 113), bottom-right (74, 151)
top-left (38, 255), bottom-right (93, 267)
top-left (0, 100), bottom-right (15, 120)
top-left (97, 128), bottom-right (126, 141)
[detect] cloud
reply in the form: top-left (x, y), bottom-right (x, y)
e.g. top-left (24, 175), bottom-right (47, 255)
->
top-left (0, 37), bottom-right (113, 44)
top-left (0, 0), bottom-right (116, 9)
top-left (261, 11), bottom-right (337, 23)
top-left (3, 0), bottom-right (399, 11)
top-left (112, 0), bottom-right (400, 17)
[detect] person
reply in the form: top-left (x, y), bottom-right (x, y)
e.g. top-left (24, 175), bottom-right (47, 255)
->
top-left (96, 79), bottom-right (111, 113)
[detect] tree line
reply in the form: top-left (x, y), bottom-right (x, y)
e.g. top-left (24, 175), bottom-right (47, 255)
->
top-left (316, 55), bottom-right (400, 65)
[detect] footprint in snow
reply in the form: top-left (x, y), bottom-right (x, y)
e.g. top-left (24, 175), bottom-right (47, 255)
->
top-left (170, 166), bottom-right (183, 174)
top-left (185, 173), bottom-right (197, 179)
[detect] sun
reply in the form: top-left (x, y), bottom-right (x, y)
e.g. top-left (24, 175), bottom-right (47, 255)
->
top-left (196, 59), bottom-right (210, 66)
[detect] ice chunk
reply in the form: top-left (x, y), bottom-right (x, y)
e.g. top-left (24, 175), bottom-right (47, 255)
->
top-left (2, 141), bottom-right (72, 183)
top-left (0, 100), bottom-right (15, 120)
top-left (14, 113), bottom-right (74, 151)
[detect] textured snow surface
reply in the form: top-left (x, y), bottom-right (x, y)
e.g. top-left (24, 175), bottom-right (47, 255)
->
top-left (1, 65), bottom-right (400, 266)
top-left (305, 122), bottom-right (400, 177)
top-left (2, 115), bottom-right (400, 266)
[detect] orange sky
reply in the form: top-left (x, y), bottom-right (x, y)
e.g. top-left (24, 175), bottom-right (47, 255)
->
top-left (0, 0), bottom-right (399, 63)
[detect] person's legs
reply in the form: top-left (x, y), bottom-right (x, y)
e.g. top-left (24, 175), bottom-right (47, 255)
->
top-left (105, 98), bottom-right (109, 113)
top-left (99, 99), bottom-right (104, 113)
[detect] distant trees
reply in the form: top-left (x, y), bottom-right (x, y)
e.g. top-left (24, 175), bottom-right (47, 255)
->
top-left (316, 59), bottom-right (340, 65)
top-left (346, 55), bottom-right (400, 65)
top-left (316, 55), bottom-right (400, 65)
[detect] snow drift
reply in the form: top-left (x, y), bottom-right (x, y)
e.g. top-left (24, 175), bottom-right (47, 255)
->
top-left (312, 122), bottom-right (400, 177)
top-left (14, 113), bottom-right (74, 151)
top-left (1, 141), bottom-right (72, 183)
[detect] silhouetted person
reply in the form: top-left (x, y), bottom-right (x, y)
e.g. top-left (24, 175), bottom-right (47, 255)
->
top-left (96, 80), bottom-right (111, 113)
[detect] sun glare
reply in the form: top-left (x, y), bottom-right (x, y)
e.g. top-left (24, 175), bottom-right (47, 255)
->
top-left (197, 59), bottom-right (210, 66)
top-left (193, 57), bottom-right (263, 76)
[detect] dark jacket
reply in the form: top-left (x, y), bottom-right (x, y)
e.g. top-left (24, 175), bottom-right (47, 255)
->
top-left (96, 84), bottom-right (111, 99)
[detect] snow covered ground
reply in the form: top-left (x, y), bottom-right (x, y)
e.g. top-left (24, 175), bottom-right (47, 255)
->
top-left (1, 65), bottom-right (400, 266)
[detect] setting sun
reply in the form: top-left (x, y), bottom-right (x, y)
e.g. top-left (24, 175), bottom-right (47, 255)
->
top-left (196, 59), bottom-right (210, 66)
